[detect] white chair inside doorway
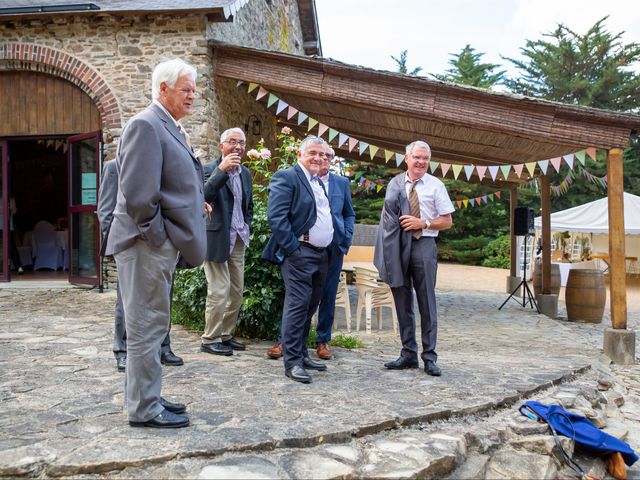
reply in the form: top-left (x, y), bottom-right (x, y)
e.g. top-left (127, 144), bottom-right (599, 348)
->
top-left (32, 221), bottom-right (63, 271)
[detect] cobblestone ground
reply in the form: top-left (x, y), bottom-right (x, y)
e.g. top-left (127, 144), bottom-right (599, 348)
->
top-left (0, 286), bottom-right (638, 478)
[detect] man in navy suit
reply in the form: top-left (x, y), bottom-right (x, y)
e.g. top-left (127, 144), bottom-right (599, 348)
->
top-left (315, 146), bottom-right (355, 359)
top-left (263, 136), bottom-right (334, 383)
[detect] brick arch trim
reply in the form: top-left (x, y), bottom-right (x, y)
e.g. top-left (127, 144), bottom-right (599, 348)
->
top-left (0, 42), bottom-right (122, 130)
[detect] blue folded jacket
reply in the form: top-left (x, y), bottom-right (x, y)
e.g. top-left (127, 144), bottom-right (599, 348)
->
top-left (520, 400), bottom-right (638, 466)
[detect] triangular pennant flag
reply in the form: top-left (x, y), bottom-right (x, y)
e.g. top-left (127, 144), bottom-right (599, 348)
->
top-left (307, 118), bottom-right (318, 131)
top-left (376, 184), bottom-right (383, 193)
top-left (513, 164), bottom-right (524, 178)
top-left (348, 137), bottom-right (358, 152)
top-left (464, 165), bottom-right (475, 181)
top-left (456, 200), bottom-right (463, 209)
top-left (368, 145), bottom-right (379, 160)
top-left (395, 153), bottom-right (404, 167)
top-left (328, 128), bottom-right (339, 142)
top-left (384, 150), bottom-right (394, 163)
top-left (488, 193), bottom-right (494, 202)
top-left (488, 166), bottom-right (499, 181)
top-left (476, 166), bottom-right (487, 180)
top-left (297, 112), bottom-right (308, 125)
top-left (286, 106), bottom-right (298, 120)
top-left (267, 93), bottom-right (278, 108)
top-left (525, 162), bottom-right (537, 177)
top-left (586, 147), bottom-right (597, 161)
top-left (482, 195), bottom-right (488, 204)
top-left (469, 198), bottom-right (476, 206)
top-left (276, 99), bottom-right (288, 115)
top-left (550, 157), bottom-right (562, 173)
top-left (247, 82), bottom-right (258, 93)
top-left (500, 165), bottom-right (511, 180)
top-left (256, 86), bottom-right (268, 100)
top-left (429, 161), bottom-right (440, 173)
top-left (359, 142), bottom-right (369, 156)
top-left (441, 163), bottom-right (451, 177)
top-left (538, 159), bottom-right (549, 175)
top-left (318, 123), bottom-right (329, 137)
top-left (495, 191), bottom-right (501, 199)
top-left (463, 199), bottom-right (469, 208)
top-left (563, 154), bottom-right (574, 170)
top-left (338, 133), bottom-right (349, 147)
top-left (575, 151), bottom-right (586, 166)
top-left (451, 164), bottom-right (463, 180)
top-left (236, 80), bottom-right (244, 88)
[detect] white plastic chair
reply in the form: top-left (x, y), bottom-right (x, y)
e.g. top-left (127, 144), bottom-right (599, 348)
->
top-left (353, 266), bottom-right (398, 335)
top-left (32, 221), bottom-right (63, 271)
top-left (311, 271), bottom-right (352, 332)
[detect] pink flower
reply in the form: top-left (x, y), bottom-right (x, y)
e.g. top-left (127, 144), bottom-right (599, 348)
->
top-left (285, 145), bottom-right (296, 153)
top-left (281, 126), bottom-right (292, 135)
top-left (246, 149), bottom-right (260, 160)
top-left (260, 148), bottom-right (272, 160)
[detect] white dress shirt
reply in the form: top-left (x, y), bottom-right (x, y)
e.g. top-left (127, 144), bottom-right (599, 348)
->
top-left (404, 172), bottom-right (455, 237)
top-left (298, 163), bottom-right (333, 247)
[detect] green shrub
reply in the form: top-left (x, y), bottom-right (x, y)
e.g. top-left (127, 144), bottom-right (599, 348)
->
top-left (172, 267), bottom-right (206, 331)
top-left (481, 235), bottom-right (511, 269)
top-left (438, 235), bottom-right (492, 265)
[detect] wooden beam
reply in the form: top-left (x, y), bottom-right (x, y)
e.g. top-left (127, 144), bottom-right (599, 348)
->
top-left (540, 175), bottom-right (551, 294)
top-left (607, 148), bottom-right (627, 329)
top-left (510, 188), bottom-right (518, 278)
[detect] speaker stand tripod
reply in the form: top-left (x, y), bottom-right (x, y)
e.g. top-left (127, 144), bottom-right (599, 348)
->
top-left (499, 234), bottom-right (540, 313)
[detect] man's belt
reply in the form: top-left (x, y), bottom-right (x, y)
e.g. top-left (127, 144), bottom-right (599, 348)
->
top-left (300, 241), bottom-right (325, 252)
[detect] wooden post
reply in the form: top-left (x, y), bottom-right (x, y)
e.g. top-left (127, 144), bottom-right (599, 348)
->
top-left (607, 148), bottom-right (627, 329)
top-left (540, 175), bottom-right (551, 294)
top-left (510, 188), bottom-right (518, 278)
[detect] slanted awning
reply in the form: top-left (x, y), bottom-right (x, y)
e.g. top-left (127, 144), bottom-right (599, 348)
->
top-left (212, 42), bottom-right (640, 187)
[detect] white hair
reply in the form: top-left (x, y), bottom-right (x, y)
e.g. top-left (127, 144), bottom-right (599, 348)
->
top-left (406, 140), bottom-right (432, 158)
top-left (220, 127), bottom-right (246, 143)
top-left (299, 135), bottom-right (327, 153)
top-left (151, 58), bottom-right (197, 99)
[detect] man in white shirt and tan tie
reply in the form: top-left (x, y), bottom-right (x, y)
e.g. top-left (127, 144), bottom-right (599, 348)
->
top-left (262, 136), bottom-right (334, 383)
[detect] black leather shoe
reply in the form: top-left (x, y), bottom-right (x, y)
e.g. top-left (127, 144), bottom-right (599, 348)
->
top-left (222, 337), bottom-right (246, 351)
top-left (424, 361), bottom-right (442, 377)
top-left (384, 356), bottom-right (419, 370)
top-left (285, 365), bottom-right (312, 383)
top-left (159, 397), bottom-right (187, 414)
top-left (200, 342), bottom-right (233, 356)
top-left (129, 409), bottom-right (189, 428)
top-left (116, 355), bottom-right (126, 372)
top-left (160, 350), bottom-right (184, 366)
top-left (303, 356), bottom-right (327, 371)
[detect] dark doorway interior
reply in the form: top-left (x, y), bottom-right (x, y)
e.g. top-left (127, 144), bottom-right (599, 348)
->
top-left (8, 137), bottom-right (68, 278)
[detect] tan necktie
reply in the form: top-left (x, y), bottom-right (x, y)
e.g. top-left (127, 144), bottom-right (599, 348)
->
top-left (177, 123), bottom-right (192, 147)
top-left (409, 181), bottom-right (422, 239)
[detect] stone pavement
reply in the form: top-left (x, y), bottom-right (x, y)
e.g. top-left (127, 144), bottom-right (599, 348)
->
top-left (0, 286), bottom-right (638, 478)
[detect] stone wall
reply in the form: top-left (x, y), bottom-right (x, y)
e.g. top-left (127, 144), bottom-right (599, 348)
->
top-left (0, 0), bottom-right (307, 161)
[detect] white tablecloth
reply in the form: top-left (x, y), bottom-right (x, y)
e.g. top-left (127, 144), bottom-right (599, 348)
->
top-left (554, 261), bottom-right (596, 286)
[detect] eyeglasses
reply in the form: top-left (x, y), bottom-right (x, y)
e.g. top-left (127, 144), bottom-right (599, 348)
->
top-left (223, 139), bottom-right (246, 147)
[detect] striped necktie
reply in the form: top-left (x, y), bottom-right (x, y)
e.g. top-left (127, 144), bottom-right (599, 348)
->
top-left (409, 180), bottom-right (422, 239)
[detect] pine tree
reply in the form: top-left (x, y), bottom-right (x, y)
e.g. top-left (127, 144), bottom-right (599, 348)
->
top-left (390, 50), bottom-right (423, 76)
top-left (432, 44), bottom-right (505, 89)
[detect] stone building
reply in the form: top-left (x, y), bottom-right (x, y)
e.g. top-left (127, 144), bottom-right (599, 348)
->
top-left (0, 0), bottom-right (320, 286)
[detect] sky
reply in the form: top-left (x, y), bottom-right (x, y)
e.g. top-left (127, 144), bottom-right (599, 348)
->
top-left (315, 0), bottom-right (640, 79)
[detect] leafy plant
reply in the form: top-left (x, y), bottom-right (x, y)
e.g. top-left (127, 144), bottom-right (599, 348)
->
top-left (330, 334), bottom-right (364, 349)
top-left (481, 235), bottom-right (511, 269)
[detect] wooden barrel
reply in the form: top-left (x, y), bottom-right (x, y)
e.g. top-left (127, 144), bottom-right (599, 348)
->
top-left (565, 269), bottom-right (606, 323)
top-left (532, 261), bottom-right (561, 297)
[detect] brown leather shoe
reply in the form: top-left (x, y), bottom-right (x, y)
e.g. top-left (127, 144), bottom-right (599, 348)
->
top-left (267, 341), bottom-right (282, 359)
top-left (316, 343), bottom-right (332, 360)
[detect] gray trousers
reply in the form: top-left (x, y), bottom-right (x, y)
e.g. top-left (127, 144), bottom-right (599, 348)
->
top-left (390, 236), bottom-right (439, 364)
top-left (113, 281), bottom-right (172, 358)
top-left (114, 238), bottom-right (178, 422)
top-left (280, 244), bottom-right (328, 370)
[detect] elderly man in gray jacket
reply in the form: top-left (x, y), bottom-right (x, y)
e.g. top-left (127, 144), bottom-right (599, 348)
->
top-left (105, 58), bottom-right (207, 429)
top-left (374, 140), bottom-right (454, 377)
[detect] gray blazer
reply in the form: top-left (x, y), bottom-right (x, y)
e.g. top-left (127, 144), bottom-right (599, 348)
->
top-left (203, 157), bottom-right (253, 263)
top-left (97, 159), bottom-right (118, 256)
top-left (374, 174), bottom-right (413, 288)
top-left (104, 103), bottom-right (207, 267)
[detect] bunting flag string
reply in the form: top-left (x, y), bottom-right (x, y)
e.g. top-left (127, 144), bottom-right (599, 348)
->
top-left (238, 80), bottom-right (605, 186)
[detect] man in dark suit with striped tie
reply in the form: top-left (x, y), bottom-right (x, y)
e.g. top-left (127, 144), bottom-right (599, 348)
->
top-left (374, 140), bottom-right (454, 376)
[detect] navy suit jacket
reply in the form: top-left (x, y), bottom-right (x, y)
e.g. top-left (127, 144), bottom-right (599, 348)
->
top-left (262, 164), bottom-right (318, 264)
top-left (203, 157), bottom-right (253, 263)
top-left (327, 173), bottom-right (355, 255)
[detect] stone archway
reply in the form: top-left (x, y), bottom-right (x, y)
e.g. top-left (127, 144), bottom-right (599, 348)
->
top-left (0, 42), bottom-right (122, 132)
